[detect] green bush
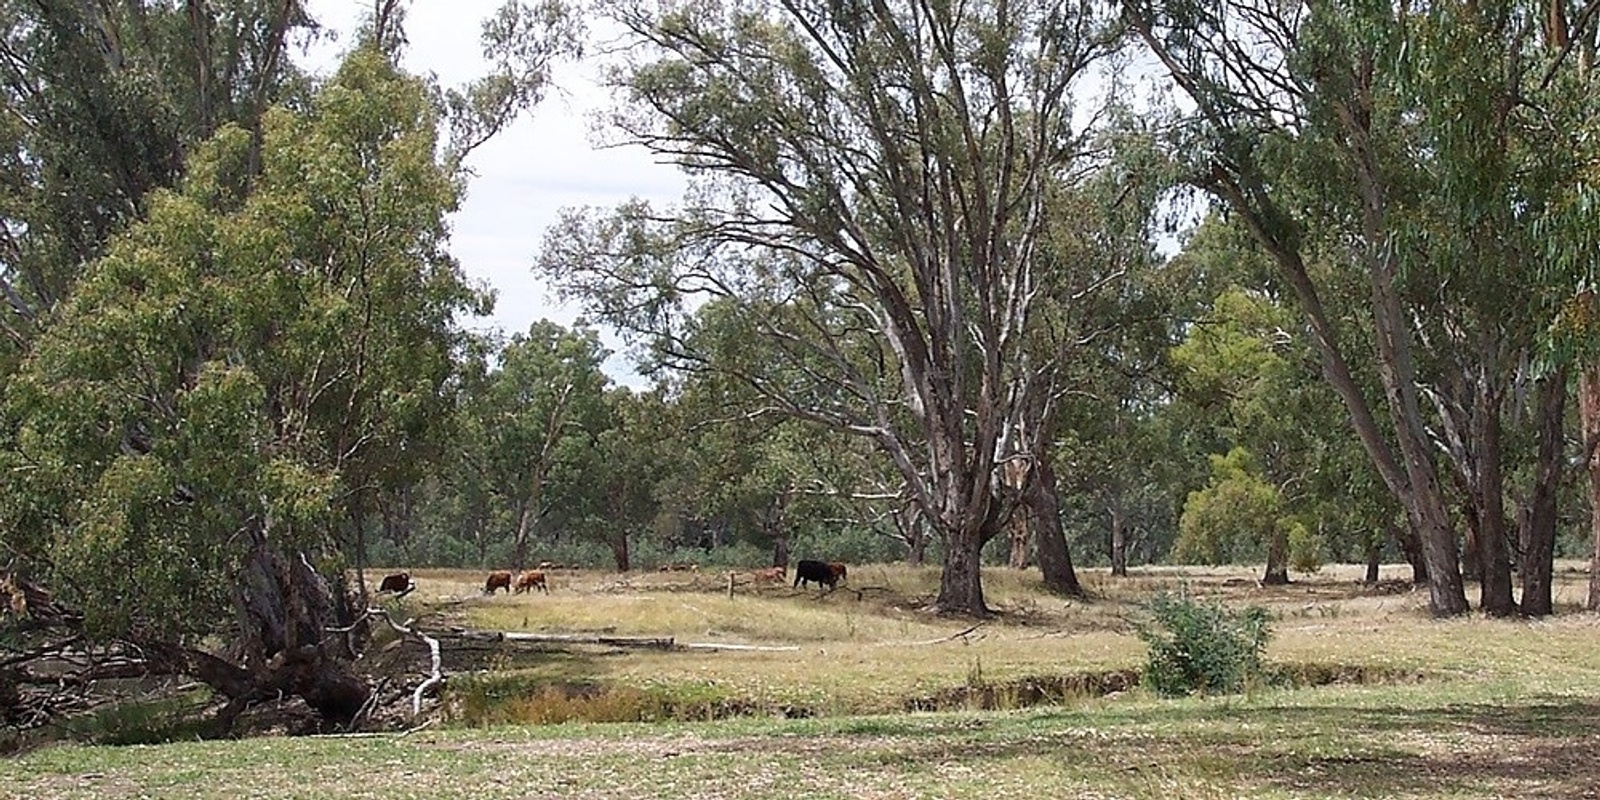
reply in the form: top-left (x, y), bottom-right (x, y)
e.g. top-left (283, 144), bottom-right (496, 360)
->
top-left (1137, 589), bottom-right (1272, 697)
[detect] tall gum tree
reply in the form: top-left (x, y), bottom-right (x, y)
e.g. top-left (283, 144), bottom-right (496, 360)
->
top-left (538, 0), bottom-right (1120, 614)
top-left (1122, 0), bottom-right (1591, 616)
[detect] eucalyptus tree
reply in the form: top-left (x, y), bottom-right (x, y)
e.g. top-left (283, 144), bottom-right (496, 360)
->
top-left (0, 49), bottom-right (483, 723)
top-left (539, 0), bottom-right (1123, 613)
top-left (466, 321), bottom-right (612, 569)
top-left (0, 0), bottom-right (315, 360)
top-left (545, 386), bottom-right (673, 571)
top-left (0, 0), bottom-right (581, 726)
top-left (1123, 0), bottom-right (1589, 616)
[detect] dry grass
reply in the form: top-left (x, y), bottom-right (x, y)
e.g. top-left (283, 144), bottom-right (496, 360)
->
top-left (6, 561), bottom-right (1600, 799)
top-left (373, 561), bottom-right (1600, 716)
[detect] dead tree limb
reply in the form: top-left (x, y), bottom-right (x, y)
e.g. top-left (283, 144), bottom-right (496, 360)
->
top-left (331, 609), bottom-right (441, 718)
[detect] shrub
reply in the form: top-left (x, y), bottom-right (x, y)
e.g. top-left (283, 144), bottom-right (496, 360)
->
top-left (1137, 588), bottom-right (1272, 697)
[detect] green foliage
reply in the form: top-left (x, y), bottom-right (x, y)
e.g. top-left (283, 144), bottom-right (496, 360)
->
top-left (1172, 449), bottom-right (1283, 566)
top-left (2, 48), bottom-right (483, 640)
top-left (1137, 589), bottom-right (1272, 697)
top-left (1286, 519), bottom-right (1323, 574)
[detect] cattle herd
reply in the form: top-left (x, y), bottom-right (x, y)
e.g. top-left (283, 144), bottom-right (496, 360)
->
top-left (372, 559), bottom-right (849, 600)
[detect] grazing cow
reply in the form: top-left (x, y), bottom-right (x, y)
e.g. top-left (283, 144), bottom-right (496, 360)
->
top-left (751, 566), bottom-right (785, 583)
top-left (376, 571), bottom-right (413, 595)
top-left (484, 570), bottom-right (513, 595)
top-left (794, 559), bottom-right (841, 589)
top-left (514, 570), bottom-right (549, 594)
top-left (827, 562), bottom-right (848, 585)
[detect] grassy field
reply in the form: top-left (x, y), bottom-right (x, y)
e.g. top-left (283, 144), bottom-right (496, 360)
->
top-left (5, 562), bottom-right (1600, 799)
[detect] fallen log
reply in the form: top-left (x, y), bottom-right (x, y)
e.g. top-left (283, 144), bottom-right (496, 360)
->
top-left (501, 632), bottom-right (676, 649)
top-left (450, 630), bottom-right (797, 653)
top-left (679, 642), bottom-right (800, 652)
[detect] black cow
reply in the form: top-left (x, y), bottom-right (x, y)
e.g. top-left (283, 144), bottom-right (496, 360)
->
top-left (794, 559), bottom-right (841, 589)
top-left (377, 571), bottom-right (413, 596)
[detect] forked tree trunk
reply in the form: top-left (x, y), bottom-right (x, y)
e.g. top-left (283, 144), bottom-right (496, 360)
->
top-left (1519, 368), bottom-right (1565, 617)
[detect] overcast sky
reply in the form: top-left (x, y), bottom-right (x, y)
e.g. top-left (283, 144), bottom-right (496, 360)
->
top-left (301, 2), bottom-right (684, 383)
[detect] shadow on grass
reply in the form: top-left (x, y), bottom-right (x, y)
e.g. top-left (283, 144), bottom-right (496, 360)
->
top-left (822, 698), bottom-right (1600, 799)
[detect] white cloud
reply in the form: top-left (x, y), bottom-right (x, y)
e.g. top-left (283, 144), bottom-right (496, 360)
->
top-left (300, 2), bottom-right (684, 385)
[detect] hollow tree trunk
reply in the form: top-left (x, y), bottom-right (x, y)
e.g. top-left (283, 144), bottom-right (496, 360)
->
top-left (1519, 368), bottom-right (1565, 617)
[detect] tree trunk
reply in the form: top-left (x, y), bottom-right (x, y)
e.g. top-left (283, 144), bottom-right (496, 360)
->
top-left (1519, 368), bottom-right (1565, 617)
top-left (1579, 366), bottom-right (1600, 611)
top-left (1005, 460), bottom-right (1032, 569)
top-left (1389, 517), bottom-right (1428, 584)
top-left (1472, 381), bottom-right (1516, 616)
top-left (906, 523), bottom-right (928, 565)
top-left (1029, 459), bottom-right (1082, 596)
top-left (933, 487), bottom-right (1001, 615)
top-left (772, 535), bottom-right (790, 569)
top-left (349, 493), bottom-right (368, 597)
top-left (934, 526), bottom-right (989, 615)
top-left (514, 503), bottom-right (535, 572)
top-left (764, 490), bottom-right (791, 569)
top-left (1110, 497), bottom-right (1128, 577)
top-left (1008, 517), bottom-right (1031, 569)
top-left (218, 525), bottom-right (371, 728)
top-left (1364, 537), bottom-right (1381, 584)
top-left (893, 505), bottom-right (928, 565)
top-left (1262, 527), bottom-right (1290, 585)
top-left (608, 533), bottom-right (631, 573)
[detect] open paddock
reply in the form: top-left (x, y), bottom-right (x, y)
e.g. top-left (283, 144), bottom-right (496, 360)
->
top-left (8, 563), bottom-right (1598, 800)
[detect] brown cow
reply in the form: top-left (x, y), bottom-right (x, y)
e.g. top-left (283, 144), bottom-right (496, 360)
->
top-left (484, 570), bottom-right (513, 595)
top-left (377, 571), bottom-right (413, 595)
top-left (827, 562), bottom-right (848, 585)
top-left (751, 566), bottom-right (786, 583)
top-left (514, 570), bottom-right (548, 594)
